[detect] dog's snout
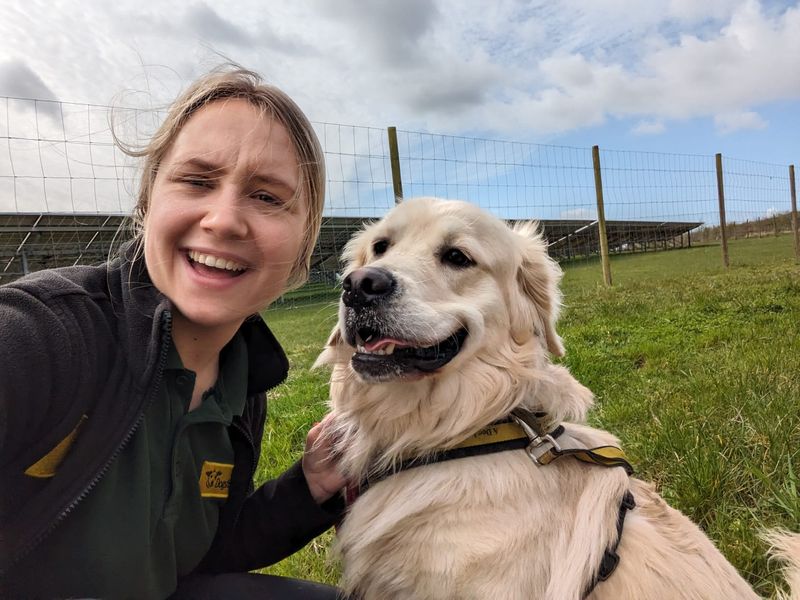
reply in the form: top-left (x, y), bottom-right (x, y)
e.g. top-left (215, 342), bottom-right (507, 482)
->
top-left (342, 267), bottom-right (396, 308)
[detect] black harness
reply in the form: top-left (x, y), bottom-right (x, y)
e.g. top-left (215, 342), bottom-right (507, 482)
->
top-left (357, 409), bottom-right (636, 599)
top-left (360, 420), bottom-right (541, 491)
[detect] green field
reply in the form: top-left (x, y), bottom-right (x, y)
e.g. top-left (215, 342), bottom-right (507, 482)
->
top-left (258, 235), bottom-right (800, 595)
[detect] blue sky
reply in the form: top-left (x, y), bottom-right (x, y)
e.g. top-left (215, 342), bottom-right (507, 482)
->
top-left (556, 99), bottom-right (800, 164)
top-left (0, 0), bottom-right (798, 221)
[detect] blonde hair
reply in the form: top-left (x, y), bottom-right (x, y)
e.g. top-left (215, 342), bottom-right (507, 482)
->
top-left (120, 65), bottom-right (325, 290)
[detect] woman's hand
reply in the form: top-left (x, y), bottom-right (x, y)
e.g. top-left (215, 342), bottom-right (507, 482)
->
top-left (302, 413), bottom-right (348, 505)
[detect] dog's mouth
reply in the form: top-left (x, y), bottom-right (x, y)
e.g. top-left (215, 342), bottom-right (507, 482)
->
top-left (350, 327), bottom-right (469, 381)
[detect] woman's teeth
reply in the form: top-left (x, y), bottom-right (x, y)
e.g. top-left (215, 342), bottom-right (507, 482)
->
top-left (188, 250), bottom-right (246, 272)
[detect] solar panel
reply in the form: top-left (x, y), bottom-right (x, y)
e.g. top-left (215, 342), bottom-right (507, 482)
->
top-left (1, 213), bottom-right (702, 284)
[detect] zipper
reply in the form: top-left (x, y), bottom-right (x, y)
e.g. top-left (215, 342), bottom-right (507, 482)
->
top-left (232, 337), bottom-right (287, 498)
top-left (228, 418), bottom-right (256, 524)
top-left (232, 317), bottom-right (289, 498)
top-left (8, 311), bottom-right (173, 571)
top-left (227, 381), bottom-right (280, 526)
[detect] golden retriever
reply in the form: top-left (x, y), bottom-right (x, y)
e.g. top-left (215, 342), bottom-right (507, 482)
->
top-left (315, 196), bottom-right (799, 600)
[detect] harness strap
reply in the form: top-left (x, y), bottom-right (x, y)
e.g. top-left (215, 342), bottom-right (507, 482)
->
top-left (583, 490), bottom-right (636, 598)
top-left (353, 409), bottom-right (636, 599)
top-left (538, 445), bottom-right (635, 476)
top-left (510, 407), bottom-right (635, 476)
top-left (508, 407), bottom-right (636, 597)
top-left (361, 419), bottom-right (542, 492)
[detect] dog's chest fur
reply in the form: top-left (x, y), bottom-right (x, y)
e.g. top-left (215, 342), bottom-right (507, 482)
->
top-left (334, 424), bottom-right (631, 600)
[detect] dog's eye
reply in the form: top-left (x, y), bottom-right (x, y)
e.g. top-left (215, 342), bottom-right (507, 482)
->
top-left (373, 239), bottom-right (390, 256)
top-left (441, 248), bottom-right (474, 268)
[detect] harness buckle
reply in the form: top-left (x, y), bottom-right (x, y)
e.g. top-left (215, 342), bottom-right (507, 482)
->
top-left (510, 411), bottom-right (562, 466)
top-left (526, 433), bottom-right (561, 465)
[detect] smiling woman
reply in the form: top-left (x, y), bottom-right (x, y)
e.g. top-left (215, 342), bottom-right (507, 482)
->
top-left (144, 99), bottom-right (309, 408)
top-left (0, 65), bottom-right (348, 599)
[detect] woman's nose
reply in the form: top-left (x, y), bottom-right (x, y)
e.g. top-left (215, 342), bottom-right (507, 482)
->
top-left (199, 185), bottom-right (249, 239)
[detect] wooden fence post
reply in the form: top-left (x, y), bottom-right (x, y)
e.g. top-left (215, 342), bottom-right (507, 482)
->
top-left (715, 153), bottom-right (730, 268)
top-left (592, 145), bottom-right (612, 286)
top-left (791, 164), bottom-right (799, 260)
top-left (387, 126), bottom-right (403, 203)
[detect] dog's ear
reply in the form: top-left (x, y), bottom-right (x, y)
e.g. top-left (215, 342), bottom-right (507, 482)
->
top-left (340, 221), bottom-right (376, 269)
top-left (312, 326), bottom-right (345, 368)
top-left (510, 221), bottom-right (565, 357)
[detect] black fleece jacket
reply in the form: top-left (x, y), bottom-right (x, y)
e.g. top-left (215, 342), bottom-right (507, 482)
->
top-left (0, 248), bottom-right (341, 591)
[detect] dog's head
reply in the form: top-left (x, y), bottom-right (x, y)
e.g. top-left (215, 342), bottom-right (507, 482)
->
top-left (316, 197), bottom-right (564, 383)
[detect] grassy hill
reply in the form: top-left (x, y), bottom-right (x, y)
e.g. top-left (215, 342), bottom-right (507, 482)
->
top-left (258, 234), bottom-right (800, 595)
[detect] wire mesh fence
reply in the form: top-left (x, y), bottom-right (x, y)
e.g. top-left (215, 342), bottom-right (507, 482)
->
top-left (713, 157), bottom-right (796, 241)
top-left (1, 95), bottom-right (798, 301)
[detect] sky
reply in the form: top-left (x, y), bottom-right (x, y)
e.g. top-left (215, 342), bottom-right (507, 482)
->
top-left (0, 0), bottom-right (799, 221)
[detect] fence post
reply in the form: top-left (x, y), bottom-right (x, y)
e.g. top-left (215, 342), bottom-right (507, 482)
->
top-left (387, 126), bottom-right (403, 203)
top-left (715, 153), bottom-right (730, 268)
top-left (591, 145), bottom-right (612, 286)
top-left (791, 165), bottom-right (799, 260)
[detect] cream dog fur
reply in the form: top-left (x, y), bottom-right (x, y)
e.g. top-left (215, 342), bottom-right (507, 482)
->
top-left (315, 197), bottom-right (799, 600)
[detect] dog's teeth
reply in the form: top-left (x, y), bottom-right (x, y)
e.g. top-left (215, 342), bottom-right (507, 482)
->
top-left (356, 342), bottom-right (395, 356)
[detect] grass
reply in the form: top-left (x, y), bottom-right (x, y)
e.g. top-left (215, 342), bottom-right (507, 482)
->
top-left (256, 234), bottom-right (800, 594)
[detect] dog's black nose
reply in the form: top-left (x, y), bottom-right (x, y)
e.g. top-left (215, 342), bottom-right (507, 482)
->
top-left (342, 267), bottom-right (396, 308)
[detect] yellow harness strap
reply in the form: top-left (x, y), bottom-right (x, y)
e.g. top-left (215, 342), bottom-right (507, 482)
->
top-left (450, 421), bottom-right (530, 449)
top-left (537, 444), bottom-right (634, 475)
top-left (509, 407), bottom-right (634, 475)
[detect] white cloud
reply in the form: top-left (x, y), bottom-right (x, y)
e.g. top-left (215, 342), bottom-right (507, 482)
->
top-left (632, 119), bottom-right (666, 135)
top-left (667, 0), bottom-right (741, 23)
top-left (0, 0), bottom-right (798, 139)
top-left (714, 110), bottom-right (768, 133)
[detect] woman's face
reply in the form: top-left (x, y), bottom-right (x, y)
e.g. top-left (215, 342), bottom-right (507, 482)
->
top-left (144, 98), bottom-right (306, 336)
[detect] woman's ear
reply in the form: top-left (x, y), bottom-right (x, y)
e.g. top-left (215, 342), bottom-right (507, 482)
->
top-left (510, 221), bottom-right (565, 357)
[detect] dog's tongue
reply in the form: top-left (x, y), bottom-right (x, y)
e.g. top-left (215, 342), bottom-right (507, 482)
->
top-left (364, 337), bottom-right (411, 352)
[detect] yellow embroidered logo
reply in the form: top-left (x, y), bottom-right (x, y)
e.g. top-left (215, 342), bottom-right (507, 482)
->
top-left (199, 461), bottom-right (234, 498)
top-left (454, 422), bottom-right (527, 449)
top-left (25, 415), bottom-right (88, 478)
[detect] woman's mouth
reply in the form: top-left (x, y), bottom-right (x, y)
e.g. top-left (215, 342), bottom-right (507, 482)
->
top-left (187, 250), bottom-right (248, 278)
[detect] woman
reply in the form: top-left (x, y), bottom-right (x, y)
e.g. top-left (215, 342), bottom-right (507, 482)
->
top-left (0, 66), bottom-right (347, 599)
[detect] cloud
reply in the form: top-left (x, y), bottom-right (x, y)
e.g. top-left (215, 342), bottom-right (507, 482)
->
top-left (0, 0), bottom-right (798, 141)
top-left (400, 59), bottom-right (504, 112)
top-left (714, 110), bottom-right (768, 133)
top-left (0, 60), bottom-right (58, 101)
top-left (632, 119), bottom-right (666, 135)
top-left (184, 3), bottom-right (253, 46)
top-left (667, 0), bottom-right (741, 23)
top-left (314, 0), bottom-right (440, 68)
top-left (286, 0), bottom-right (800, 137)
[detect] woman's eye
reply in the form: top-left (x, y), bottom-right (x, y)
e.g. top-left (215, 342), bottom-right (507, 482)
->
top-left (182, 177), bottom-right (212, 189)
top-left (253, 191), bottom-right (282, 204)
top-left (441, 248), bottom-right (473, 268)
top-left (373, 239), bottom-right (389, 256)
